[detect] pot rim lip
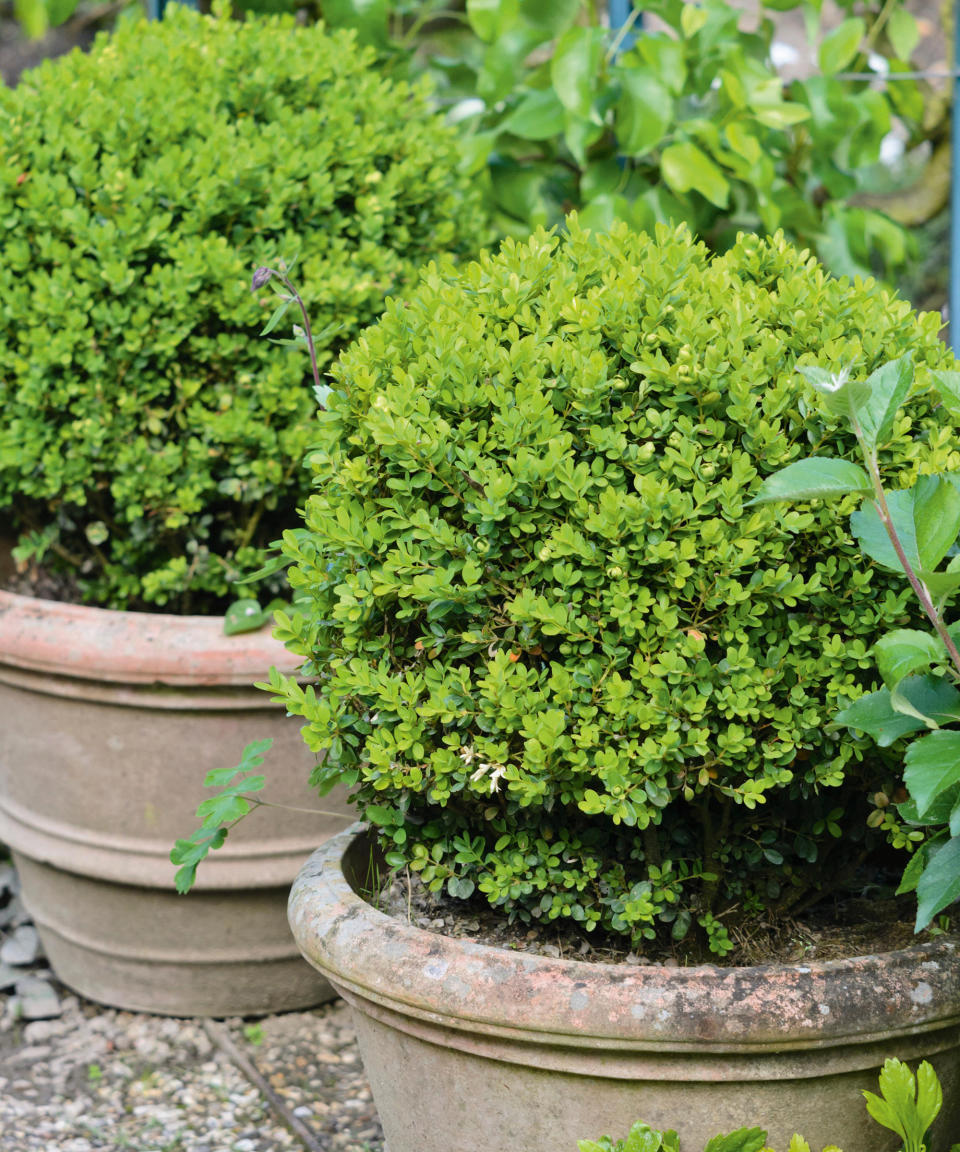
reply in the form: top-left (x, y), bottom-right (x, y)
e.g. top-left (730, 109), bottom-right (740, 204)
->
top-left (289, 824), bottom-right (960, 1048)
top-left (0, 586), bottom-right (298, 684)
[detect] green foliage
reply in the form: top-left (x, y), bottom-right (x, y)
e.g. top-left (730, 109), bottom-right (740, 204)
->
top-left (264, 219), bottom-right (957, 951)
top-left (755, 358), bottom-right (960, 929)
top-left (577, 1059), bottom-right (949, 1152)
top-left (0, 5), bottom-right (488, 611)
top-left (171, 739), bottom-right (271, 893)
top-left (327, 0), bottom-right (933, 282)
top-left (863, 1058), bottom-right (942, 1152)
top-left (11, 0), bottom-right (79, 40)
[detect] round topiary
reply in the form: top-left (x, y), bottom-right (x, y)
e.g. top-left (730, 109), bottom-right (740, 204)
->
top-left (0, 4), bottom-right (488, 611)
top-left (271, 220), bottom-right (958, 954)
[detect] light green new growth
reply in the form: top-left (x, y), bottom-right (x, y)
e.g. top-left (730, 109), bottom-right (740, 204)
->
top-left (577, 1059), bottom-right (946, 1152)
top-left (0, 4), bottom-right (488, 613)
top-left (262, 219), bottom-right (956, 953)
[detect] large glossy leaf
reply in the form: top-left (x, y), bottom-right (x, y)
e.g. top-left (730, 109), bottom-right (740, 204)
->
top-left (904, 730), bottom-right (960, 817)
top-left (913, 475), bottom-right (960, 571)
top-left (887, 7), bottom-right (920, 60)
top-left (874, 629), bottom-right (946, 689)
top-left (931, 369), bottom-right (960, 419)
top-left (466, 0), bottom-right (518, 42)
top-left (747, 457), bottom-right (871, 505)
top-left (915, 834), bottom-right (960, 928)
top-left (819, 17), bottom-right (865, 75)
top-left (855, 354), bottom-right (913, 451)
top-left (660, 141), bottom-right (729, 208)
top-left (518, 0), bottom-right (580, 37)
top-left (616, 69), bottom-right (673, 157)
top-left (551, 26), bottom-right (604, 118)
top-left (835, 676), bottom-right (960, 746)
top-left (321, 0), bottom-right (389, 45)
top-left (850, 489), bottom-right (919, 572)
top-left (499, 89), bottom-right (566, 140)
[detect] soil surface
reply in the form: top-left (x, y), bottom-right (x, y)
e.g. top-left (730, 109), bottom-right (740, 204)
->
top-left (374, 865), bottom-right (944, 968)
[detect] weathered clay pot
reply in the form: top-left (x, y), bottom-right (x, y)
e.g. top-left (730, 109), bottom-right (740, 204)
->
top-left (0, 588), bottom-right (353, 1016)
top-left (289, 826), bottom-right (960, 1152)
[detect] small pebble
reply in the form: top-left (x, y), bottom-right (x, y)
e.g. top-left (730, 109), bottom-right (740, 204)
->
top-left (15, 976), bottom-right (62, 1020)
top-left (0, 924), bottom-right (40, 966)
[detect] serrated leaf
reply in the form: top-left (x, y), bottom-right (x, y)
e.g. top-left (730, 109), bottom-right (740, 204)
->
top-left (195, 794), bottom-right (254, 825)
top-left (622, 1123), bottom-right (665, 1152)
top-left (904, 730), bottom-right (960, 817)
top-left (747, 457), bottom-right (872, 505)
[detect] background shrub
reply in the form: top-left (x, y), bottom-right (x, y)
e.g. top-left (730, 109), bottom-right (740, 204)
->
top-left (0, 5), bottom-right (488, 611)
top-left (271, 220), bottom-right (958, 953)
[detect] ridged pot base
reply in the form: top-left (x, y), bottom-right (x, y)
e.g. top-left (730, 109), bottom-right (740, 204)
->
top-left (289, 828), bottom-right (960, 1152)
top-left (15, 853), bottom-right (331, 1017)
top-left (0, 588), bottom-right (353, 1016)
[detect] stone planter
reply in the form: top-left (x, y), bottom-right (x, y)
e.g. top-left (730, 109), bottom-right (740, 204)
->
top-left (289, 826), bottom-right (960, 1152)
top-left (0, 588), bottom-right (353, 1016)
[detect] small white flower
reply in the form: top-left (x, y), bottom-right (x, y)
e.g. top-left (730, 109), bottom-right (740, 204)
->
top-left (459, 745), bottom-right (476, 766)
top-left (470, 760), bottom-right (507, 792)
top-left (822, 366), bottom-right (851, 393)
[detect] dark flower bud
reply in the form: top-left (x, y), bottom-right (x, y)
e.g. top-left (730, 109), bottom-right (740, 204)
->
top-left (251, 266), bottom-right (272, 292)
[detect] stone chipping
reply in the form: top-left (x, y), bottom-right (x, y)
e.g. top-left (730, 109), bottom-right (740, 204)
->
top-left (0, 866), bottom-right (384, 1152)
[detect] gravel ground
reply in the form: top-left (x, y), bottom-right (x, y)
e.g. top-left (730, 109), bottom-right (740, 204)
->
top-left (0, 989), bottom-right (384, 1152)
top-left (0, 864), bottom-right (384, 1152)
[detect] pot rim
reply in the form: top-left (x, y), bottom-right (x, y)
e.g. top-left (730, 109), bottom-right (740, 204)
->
top-left (0, 587), bottom-right (297, 685)
top-left (289, 825), bottom-right (960, 1052)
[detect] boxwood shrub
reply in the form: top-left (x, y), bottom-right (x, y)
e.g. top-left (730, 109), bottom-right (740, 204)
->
top-left (270, 220), bottom-right (958, 952)
top-left (0, 5), bottom-right (488, 611)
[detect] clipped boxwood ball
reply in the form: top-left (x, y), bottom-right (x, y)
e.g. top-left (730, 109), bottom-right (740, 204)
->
top-left (0, 5), bottom-right (488, 611)
top-left (274, 220), bottom-right (957, 952)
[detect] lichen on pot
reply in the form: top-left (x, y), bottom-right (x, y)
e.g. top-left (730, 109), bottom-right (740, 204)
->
top-left (268, 218), bottom-right (960, 958)
top-left (287, 826), bottom-right (960, 1152)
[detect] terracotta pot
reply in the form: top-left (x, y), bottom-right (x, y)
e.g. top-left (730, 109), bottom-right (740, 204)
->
top-left (289, 826), bottom-right (960, 1152)
top-left (0, 588), bottom-right (353, 1016)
